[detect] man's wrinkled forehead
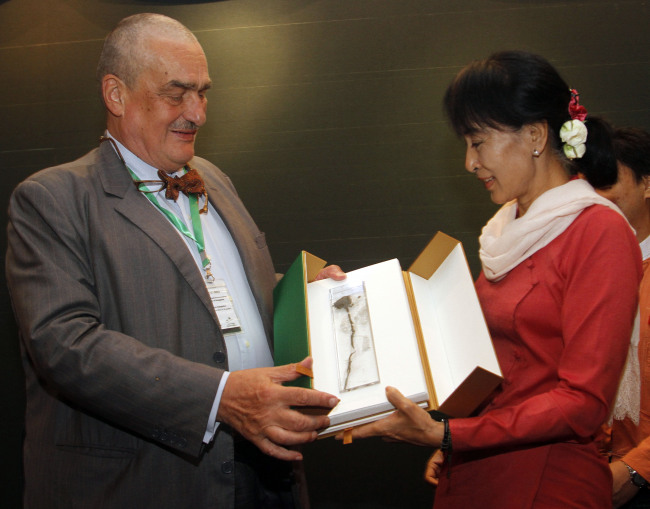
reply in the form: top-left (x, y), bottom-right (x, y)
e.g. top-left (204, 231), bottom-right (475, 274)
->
top-left (138, 37), bottom-right (211, 86)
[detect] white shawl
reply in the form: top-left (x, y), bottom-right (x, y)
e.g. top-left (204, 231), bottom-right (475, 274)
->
top-left (479, 178), bottom-right (639, 425)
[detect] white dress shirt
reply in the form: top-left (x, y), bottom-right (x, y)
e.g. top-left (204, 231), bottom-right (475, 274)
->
top-left (107, 133), bottom-right (273, 442)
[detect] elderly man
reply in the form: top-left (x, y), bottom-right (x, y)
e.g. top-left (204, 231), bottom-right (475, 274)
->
top-left (596, 127), bottom-right (650, 509)
top-left (6, 13), bottom-right (342, 509)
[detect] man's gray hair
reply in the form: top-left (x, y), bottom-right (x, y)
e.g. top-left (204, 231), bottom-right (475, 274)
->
top-left (96, 13), bottom-right (199, 88)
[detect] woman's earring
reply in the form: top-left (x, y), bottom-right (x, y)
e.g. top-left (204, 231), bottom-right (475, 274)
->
top-left (533, 149), bottom-right (540, 157)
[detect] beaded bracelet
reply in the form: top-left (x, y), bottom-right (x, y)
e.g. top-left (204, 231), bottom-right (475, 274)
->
top-left (440, 418), bottom-right (453, 478)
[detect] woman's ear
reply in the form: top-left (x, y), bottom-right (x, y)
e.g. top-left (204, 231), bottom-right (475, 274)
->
top-left (102, 74), bottom-right (126, 117)
top-left (643, 175), bottom-right (650, 200)
top-left (528, 121), bottom-right (549, 156)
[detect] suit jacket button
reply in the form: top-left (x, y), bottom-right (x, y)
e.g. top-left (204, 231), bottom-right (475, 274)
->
top-left (221, 460), bottom-right (234, 474)
top-left (213, 351), bottom-right (226, 364)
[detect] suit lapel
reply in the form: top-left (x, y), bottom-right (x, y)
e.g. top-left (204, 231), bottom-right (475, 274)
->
top-left (95, 142), bottom-right (220, 328)
top-left (202, 176), bottom-right (251, 262)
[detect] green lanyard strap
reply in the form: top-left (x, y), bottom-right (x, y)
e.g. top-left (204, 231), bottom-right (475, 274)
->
top-left (128, 166), bottom-right (213, 274)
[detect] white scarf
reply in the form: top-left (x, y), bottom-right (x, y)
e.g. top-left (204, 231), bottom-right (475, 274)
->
top-left (479, 179), bottom-right (624, 281)
top-left (478, 179), bottom-right (640, 425)
top-left (609, 237), bottom-right (650, 426)
top-left (611, 312), bottom-right (640, 425)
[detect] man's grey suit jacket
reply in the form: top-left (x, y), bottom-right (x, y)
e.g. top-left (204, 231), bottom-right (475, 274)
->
top-left (6, 141), bottom-right (278, 508)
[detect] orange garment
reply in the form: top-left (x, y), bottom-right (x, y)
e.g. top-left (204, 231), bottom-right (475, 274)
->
top-left (611, 258), bottom-right (650, 481)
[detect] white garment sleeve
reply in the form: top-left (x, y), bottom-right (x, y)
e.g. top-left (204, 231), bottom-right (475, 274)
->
top-left (203, 371), bottom-right (230, 443)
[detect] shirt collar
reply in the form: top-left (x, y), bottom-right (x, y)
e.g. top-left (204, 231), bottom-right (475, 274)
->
top-left (105, 131), bottom-right (185, 180)
top-left (640, 235), bottom-right (650, 261)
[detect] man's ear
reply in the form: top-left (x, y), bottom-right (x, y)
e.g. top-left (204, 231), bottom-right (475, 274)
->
top-left (643, 175), bottom-right (650, 200)
top-left (528, 121), bottom-right (549, 156)
top-left (102, 74), bottom-right (127, 117)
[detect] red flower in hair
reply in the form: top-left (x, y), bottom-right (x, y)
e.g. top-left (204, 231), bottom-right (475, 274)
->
top-left (568, 89), bottom-right (587, 121)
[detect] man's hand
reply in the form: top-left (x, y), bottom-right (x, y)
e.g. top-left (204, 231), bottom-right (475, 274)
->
top-left (314, 265), bottom-right (346, 281)
top-left (611, 460), bottom-right (640, 508)
top-left (217, 357), bottom-right (339, 461)
top-left (336, 386), bottom-right (443, 447)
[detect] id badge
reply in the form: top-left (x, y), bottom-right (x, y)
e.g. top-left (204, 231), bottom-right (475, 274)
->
top-left (206, 279), bottom-right (242, 334)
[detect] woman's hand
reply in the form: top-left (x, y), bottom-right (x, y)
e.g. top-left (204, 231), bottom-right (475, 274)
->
top-left (611, 461), bottom-right (641, 508)
top-left (336, 386), bottom-right (444, 447)
top-left (424, 449), bottom-right (445, 486)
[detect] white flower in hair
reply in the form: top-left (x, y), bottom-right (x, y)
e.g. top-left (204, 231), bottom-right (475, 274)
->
top-left (560, 119), bottom-right (588, 159)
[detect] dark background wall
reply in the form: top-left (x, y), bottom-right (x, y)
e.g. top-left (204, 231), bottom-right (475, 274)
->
top-left (1, 0), bottom-right (649, 507)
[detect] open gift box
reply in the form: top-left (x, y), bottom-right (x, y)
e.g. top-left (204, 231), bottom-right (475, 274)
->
top-left (273, 232), bottom-right (503, 436)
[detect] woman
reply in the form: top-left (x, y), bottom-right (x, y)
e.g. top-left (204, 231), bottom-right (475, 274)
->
top-left (343, 51), bottom-right (642, 508)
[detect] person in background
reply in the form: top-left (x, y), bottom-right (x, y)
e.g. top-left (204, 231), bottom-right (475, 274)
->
top-left (5, 13), bottom-right (344, 509)
top-left (589, 127), bottom-right (650, 508)
top-left (341, 50), bottom-right (642, 509)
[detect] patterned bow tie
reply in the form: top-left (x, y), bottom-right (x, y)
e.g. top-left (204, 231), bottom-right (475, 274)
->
top-left (157, 168), bottom-right (208, 212)
top-left (98, 136), bottom-right (209, 214)
top-left (134, 167), bottom-right (208, 214)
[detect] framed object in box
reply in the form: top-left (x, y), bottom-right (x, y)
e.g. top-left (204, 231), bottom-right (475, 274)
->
top-left (273, 232), bottom-right (502, 436)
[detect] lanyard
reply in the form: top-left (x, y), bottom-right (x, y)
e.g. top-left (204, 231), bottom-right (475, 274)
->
top-left (127, 166), bottom-right (214, 281)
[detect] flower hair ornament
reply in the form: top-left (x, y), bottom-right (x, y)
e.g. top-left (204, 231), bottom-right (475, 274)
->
top-left (559, 89), bottom-right (588, 159)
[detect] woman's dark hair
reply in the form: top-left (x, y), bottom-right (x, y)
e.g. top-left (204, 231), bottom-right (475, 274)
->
top-left (575, 116), bottom-right (617, 189)
top-left (613, 127), bottom-right (650, 182)
top-left (443, 50), bottom-right (617, 185)
top-left (443, 50), bottom-right (571, 146)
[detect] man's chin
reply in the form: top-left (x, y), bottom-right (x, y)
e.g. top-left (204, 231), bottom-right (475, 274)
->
top-left (170, 148), bottom-right (196, 168)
